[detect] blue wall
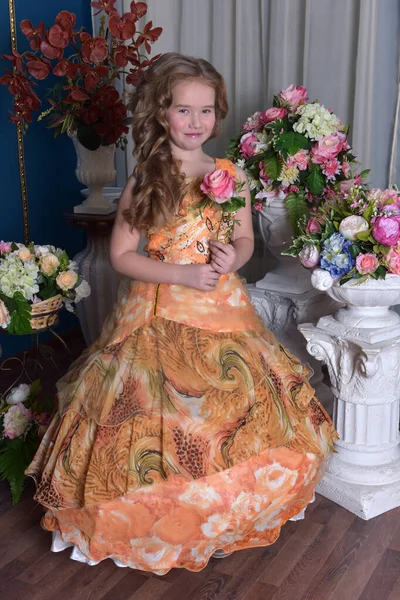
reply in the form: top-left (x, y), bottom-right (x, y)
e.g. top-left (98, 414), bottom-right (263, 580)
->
top-left (0, 1), bottom-right (92, 358)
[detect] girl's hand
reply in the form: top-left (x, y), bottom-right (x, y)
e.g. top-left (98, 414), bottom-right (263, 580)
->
top-left (209, 241), bottom-right (237, 274)
top-left (179, 264), bottom-right (221, 291)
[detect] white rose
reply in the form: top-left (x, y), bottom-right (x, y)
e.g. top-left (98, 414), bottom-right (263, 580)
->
top-left (17, 246), bottom-right (32, 262)
top-left (0, 299), bottom-right (10, 328)
top-left (56, 270), bottom-right (78, 291)
top-left (40, 253), bottom-right (60, 276)
top-left (6, 383), bottom-right (31, 405)
top-left (34, 245), bottom-right (52, 257)
top-left (339, 216), bottom-right (369, 241)
top-left (311, 268), bottom-right (334, 291)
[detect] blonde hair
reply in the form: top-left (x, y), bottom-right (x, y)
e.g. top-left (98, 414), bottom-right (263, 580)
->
top-left (124, 52), bottom-right (229, 231)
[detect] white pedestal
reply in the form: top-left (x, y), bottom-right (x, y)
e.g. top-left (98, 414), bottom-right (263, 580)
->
top-left (299, 282), bottom-right (400, 520)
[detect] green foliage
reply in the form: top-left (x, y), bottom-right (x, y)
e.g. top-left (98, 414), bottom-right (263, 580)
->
top-left (0, 437), bottom-right (36, 504)
top-left (274, 131), bottom-right (310, 159)
top-left (285, 192), bottom-right (308, 236)
top-left (307, 163), bottom-right (325, 196)
top-left (7, 292), bottom-right (32, 335)
top-left (38, 277), bottom-right (57, 301)
top-left (262, 155), bottom-right (281, 180)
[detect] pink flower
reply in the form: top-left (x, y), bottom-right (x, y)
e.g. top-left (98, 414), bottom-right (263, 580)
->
top-left (254, 202), bottom-right (264, 212)
top-left (279, 84), bottom-right (308, 110)
top-left (342, 161), bottom-right (351, 178)
top-left (288, 185), bottom-right (300, 194)
top-left (3, 403), bottom-right (32, 439)
top-left (0, 241), bottom-right (12, 253)
top-left (322, 158), bottom-right (341, 181)
top-left (261, 107), bottom-right (287, 124)
top-left (258, 161), bottom-right (271, 183)
top-left (386, 246), bottom-right (400, 275)
top-left (372, 217), bottom-right (400, 246)
top-left (200, 169), bottom-right (235, 203)
top-left (355, 253), bottom-right (379, 275)
top-left (340, 175), bottom-right (362, 194)
top-left (311, 133), bottom-right (348, 165)
top-left (305, 217), bottom-right (321, 234)
top-left (292, 149), bottom-right (309, 171)
top-left (299, 244), bottom-right (320, 268)
top-left (242, 111), bottom-right (262, 132)
top-left (239, 132), bottom-right (258, 160)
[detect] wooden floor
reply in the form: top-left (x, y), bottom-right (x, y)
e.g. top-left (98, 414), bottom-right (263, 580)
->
top-left (1, 329), bottom-right (400, 600)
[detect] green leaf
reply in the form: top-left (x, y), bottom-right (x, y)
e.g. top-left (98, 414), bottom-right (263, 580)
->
top-left (7, 292), bottom-right (32, 335)
top-left (38, 278), bottom-right (57, 301)
top-left (307, 164), bottom-right (324, 196)
top-left (348, 244), bottom-right (361, 259)
top-left (285, 192), bottom-right (309, 236)
top-left (362, 204), bottom-right (374, 221)
top-left (375, 265), bottom-right (387, 279)
top-left (356, 229), bottom-right (372, 241)
top-left (58, 250), bottom-right (69, 271)
top-left (244, 151), bottom-right (271, 168)
top-left (359, 169), bottom-right (371, 180)
top-left (262, 155), bottom-right (281, 180)
top-left (0, 438), bottom-right (34, 504)
top-left (275, 132), bottom-right (310, 158)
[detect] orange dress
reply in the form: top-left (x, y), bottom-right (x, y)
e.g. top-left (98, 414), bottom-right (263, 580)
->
top-left (26, 158), bottom-right (337, 574)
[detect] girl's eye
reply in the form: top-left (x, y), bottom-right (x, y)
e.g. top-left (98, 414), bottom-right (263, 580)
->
top-left (179, 109), bottom-right (189, 114)
top-left (202, 109), bottom-right (213, 114)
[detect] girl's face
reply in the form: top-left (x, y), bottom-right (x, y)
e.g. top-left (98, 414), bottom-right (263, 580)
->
top-left (166, 79), bottom-right (216, 153)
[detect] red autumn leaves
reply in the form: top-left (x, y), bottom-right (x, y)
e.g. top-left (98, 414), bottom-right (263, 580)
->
top-left (1, 2), bottom-right (162, 146)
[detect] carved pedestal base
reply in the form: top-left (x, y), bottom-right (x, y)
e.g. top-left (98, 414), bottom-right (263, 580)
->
top-left (249, 285), bottom-right (338, 413)
top-left (300, 305), bottom-right (400, 520)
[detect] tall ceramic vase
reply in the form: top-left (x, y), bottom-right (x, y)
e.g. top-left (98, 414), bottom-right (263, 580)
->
top-left (299, 274), bottom-right (400, 519)
top-left (70, 134), bottom-right (117, 215)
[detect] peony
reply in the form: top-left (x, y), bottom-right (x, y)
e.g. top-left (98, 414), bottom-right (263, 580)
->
top-left (0, 241), bottom-right (12, 254)
top-left (261, 107), bottom-right (287, 124)
top-left (56, 269), bottom-right (78, 291)
top-left (6, 383), bottom-right (31, 405)
top-left (238, 132), bottom-right (258, 160)
top-left (385, 246), bottom-right (400, 275)
top-left (299, 244), bottom-right (320, 268)
top-left (279, 84), bottom-right (308, 110)
top-left (339, 216), bottom-right (369, 241)
top-left (305, 217), bottom-right (321, 234)
top-left (0, 299), bottom-right (10, 329)
top-left (40, 253), bottom-right (60, 276)
top-left (311, 268), bottom-right (334, 291)
top-left (200, 169), bottom-right (235, 203)
top-left (3, 403), bottom-right (32, 439)
top-left (372, 217), bottom-right (400, 246)
top-left (355, 253), bottom-right (379, 275)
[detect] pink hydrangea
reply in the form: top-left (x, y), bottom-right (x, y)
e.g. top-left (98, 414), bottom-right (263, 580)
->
top-left (3, 403), bottom-right (32, 439)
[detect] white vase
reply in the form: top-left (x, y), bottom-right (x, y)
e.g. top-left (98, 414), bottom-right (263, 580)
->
top-left (299, 274), bottom-right (400, 519)
top-left (70, 134), bottom-right (117, 215)
top-left (255, 198), bottom-right (313, 295)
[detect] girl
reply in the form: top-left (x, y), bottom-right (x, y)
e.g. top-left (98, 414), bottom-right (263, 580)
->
top-left (26, 53), bottom-right (337, 575)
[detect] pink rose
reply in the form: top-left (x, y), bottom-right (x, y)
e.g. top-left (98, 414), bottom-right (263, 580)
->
top-left (0, 241), bottom-right (12, 254)
top-left (311, 133), bottom-right (348, 165)
top-left (355, 253), bottom-right (379, 275)
top-left (292, 150), bottom-right (309, 171)
top-left (3, 403), bottom-right (32, 439)
top-left (386, 246), bottom-right (400, 275)
top-left (239, 132), bottom-right (258, 160)
top-left (279, 85), bottom-right (308, 110)
top-left (305, 217), bottom-right (321, 234)
top-left (299, 244), bottom-right (320, 268)
top-left (261, 107), bottom-right (287, 124)
top-left (200, 169), bottom-right (235, 203)
top-left (372, 217), bottom-right (400, 246)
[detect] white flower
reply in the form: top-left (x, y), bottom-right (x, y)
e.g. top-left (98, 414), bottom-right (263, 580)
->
top-left (179, 483), bottom-right (222, 510)
top-left (56, 270), bottom-right (78, 291)
top-left (339, 216), bottom-right (369, 241)
top-left (6, 383), bottom-right (31, 405)
top-left (311, 268), bottom-right (334, 291)
top-left (74, 280), bottom-right (91, 303)
top-left (0, 299), bottom-right (10, 329)
top-left (17, 246), bottom-right (32, 262)
top-left (3, 403), bottom-right (32, 439)
top-left (293, 103), bottom-right (341, 141)
top-left (278, 165), bottom-right (299, 187)
top-left (0, 253), bottom-right (39, 300)
top-left (40, 253), bottom-right (60, 276)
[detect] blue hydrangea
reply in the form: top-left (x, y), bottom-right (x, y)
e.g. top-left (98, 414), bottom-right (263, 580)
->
top-left (320, 232), bottom-right (355, 279)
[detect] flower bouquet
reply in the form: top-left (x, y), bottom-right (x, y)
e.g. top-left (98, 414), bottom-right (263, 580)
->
top-left (199, 169), bottom-right (246, 240)
top-left (0, 381), bottom-right (53, 504)
top-left (0, 241), bottom-right (90, 334)
top-left (227, 85), bottom-right (363, 234)
top-left (0, 2), bottom-right (162, 150)
top-left (283, 185), bottom-right (400, 290)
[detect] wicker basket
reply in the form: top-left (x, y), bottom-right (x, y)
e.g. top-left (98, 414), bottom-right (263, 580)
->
top-left (30, 294), bottom-right (63, 331)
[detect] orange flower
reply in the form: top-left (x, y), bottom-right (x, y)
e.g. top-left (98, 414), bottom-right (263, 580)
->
top-left (153, 508), bottom-right (201, 545)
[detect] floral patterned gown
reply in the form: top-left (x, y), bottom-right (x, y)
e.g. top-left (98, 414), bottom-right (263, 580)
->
top-left (26, 158), bottom-right (337, 575)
